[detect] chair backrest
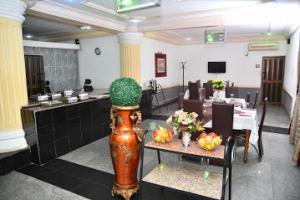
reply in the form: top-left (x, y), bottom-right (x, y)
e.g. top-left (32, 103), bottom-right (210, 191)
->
top-left (203, 82), bottom-right (213, 99)
top-left (253, 90), bottom-right (259, 109)
top-left (212, 103), bottom-right (234, 144)
top-left (188, 81), bottom-right (201, 100)
top-left (183, 99), bottom-right (203, 120)
top-left (246, 92), bottom-right (251, 103)
top-left (225, 87), bottom-right (239, 98)
top-left (258, 97), bottom-right (268, 137)
top-left (178, 93), bottom-right (184, 109)
top-left (199, 88), bottom-right (206, 101)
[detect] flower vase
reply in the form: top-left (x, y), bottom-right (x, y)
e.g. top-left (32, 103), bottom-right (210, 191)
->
top-left (213, 89), bottom-right (225, 102)
top-left (182, 132), bottom-right (191, 147)
top-left (110, 105), bottom-right (142, 200)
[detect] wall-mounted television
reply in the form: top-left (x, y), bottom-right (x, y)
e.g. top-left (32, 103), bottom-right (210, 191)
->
top-left (208, 62), bottom-right (226, 73)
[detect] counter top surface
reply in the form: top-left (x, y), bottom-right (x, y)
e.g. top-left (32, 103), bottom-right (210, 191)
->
top-left (22, 97), bottom-right (109, 112)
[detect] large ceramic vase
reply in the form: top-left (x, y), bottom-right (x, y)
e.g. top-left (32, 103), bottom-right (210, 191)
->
top-left (110, 105), bottom-right (142, 200)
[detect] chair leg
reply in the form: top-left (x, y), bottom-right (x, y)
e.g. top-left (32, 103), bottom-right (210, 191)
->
top-left (243, 129), bottom-right (250, 163)
top-left (258, 137), bottom-right (264, 160)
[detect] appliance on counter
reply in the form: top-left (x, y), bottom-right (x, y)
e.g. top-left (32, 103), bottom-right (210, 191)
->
top-left (64, 96), bottom-right (78, 104)
top-left (30, 94), bottom-right (49, 102)
top-left (63, 90), bottom-right (73, 97)
top-left (78, 92), bottom-right (89, 101)
top-left (83, 79), bottom-right (93, 92)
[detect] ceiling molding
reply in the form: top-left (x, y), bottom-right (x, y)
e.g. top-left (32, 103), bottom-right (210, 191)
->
top-left (29, 0), bottom-right (126, 32)
top-left (23, 40), bottom-right (80, 49)
top-left (144, 32), bottom-right (181, 45)
top-left (139, 15), bottom-right (222, 32)
top-left (39, 30), bottom-right (112, 42)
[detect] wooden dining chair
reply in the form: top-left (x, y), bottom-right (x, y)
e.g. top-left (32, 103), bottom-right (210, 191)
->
top-left (203, 82), bottom-right (214, 99)
top-left (236, 97), bottom-right (267, 162)
top-left (252, 90), bottom-right (259, 109)
top-left (257, 97), bottom-right (268, 159)
top-left (212, 103), bottom-right (234, 144)
top-left (188, 81), bottom-right (201, 100)
top-left (225, 87), bottom-right (239, 98)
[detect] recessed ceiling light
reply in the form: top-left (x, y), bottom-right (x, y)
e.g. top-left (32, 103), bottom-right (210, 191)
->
top-left (176, 0), bottom-right (182, 2)
top-left (80, 25), bottom-right (92, 30)
top-left (186, 37), bottom-right (191, 41)
top-left (129, 16), bottom-right (145, 23)
top-left (25, 34), bottom-right (33, 39)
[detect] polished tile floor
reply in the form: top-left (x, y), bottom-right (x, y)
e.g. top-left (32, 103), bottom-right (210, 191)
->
top-left (0, 104), bottom-right (299, 200)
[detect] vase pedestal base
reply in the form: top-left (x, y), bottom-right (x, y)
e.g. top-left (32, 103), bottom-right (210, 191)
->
top-left (112, 183), bottom-right (139, 200)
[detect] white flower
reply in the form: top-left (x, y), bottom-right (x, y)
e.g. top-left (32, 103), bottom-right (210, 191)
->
top-left (166, 116), bottom-right (172, 124)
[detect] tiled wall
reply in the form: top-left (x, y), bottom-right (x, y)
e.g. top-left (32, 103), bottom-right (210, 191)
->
top-left (24, 47), bottom-right (79, 92)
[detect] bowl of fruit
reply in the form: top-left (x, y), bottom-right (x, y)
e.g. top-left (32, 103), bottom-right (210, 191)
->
top-left (152, 126), bottom-right (174, 143)
top-left (197, 132), bottom-right (222, 151)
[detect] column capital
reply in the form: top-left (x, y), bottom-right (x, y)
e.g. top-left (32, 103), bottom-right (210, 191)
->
top-left (118, 32), bottom-right (143, 45)
top-left (0, 0), bottom-right (27, 23)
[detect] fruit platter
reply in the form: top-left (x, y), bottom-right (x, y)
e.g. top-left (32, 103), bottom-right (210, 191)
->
top-left (152, 126), bottom-right (175, 143)
top-left (197, 132), bottom-right (222, 151)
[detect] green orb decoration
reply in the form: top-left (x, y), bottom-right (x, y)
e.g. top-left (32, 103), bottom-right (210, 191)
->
top-left (109, 77), bottom-right (142, 106)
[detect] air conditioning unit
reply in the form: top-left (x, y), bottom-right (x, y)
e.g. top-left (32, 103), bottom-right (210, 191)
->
top-left (248, 42), bottom-right (278, 51)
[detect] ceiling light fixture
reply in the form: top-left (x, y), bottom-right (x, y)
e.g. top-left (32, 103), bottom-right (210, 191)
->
top-left (117, 0), bottom-right (161, 13)
top-left (80, 25), bottom-right (92, 30)
top-left (186, 37), bottom-right (191, 41)
top-left (267, 22), bottom-right (272, 36)
top-left (25, 34), bottom-right (33, 39)
top-left (128, 16), bottom-right (145, 23)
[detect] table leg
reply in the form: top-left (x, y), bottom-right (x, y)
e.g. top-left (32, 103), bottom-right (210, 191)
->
top-left (157, 150), bottom-right (161, 164)
top-left (243, 129), bottom-right (250, 163)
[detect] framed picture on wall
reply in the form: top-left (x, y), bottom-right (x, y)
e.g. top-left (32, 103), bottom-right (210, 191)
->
top-left (155, 53), bottom-right (167, 77)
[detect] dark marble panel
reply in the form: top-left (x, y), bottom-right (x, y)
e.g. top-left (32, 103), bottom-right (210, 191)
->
top-left (36, 110), bottom-right (52, 128)
top-left (68, 117), bottom-right (82, 150)
top-left (66, 104), bottom-right (80, 119)
top-left (38, 132), bottom-right (56, 164)
top-left (55, 137), bottom-right (70, 157)
top-left (53, 107), bottom-right (68, 140)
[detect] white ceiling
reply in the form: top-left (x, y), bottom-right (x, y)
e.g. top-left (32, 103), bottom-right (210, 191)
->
top-left (26, 0), bottom-right (300, 43)
top-left (22, 15), bottom-right (96, 40)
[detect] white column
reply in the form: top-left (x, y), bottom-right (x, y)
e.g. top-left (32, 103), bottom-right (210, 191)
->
top-left (117, 32), bottom-right (143, 84)
top-left (0, 0), bottom-right (28, 153)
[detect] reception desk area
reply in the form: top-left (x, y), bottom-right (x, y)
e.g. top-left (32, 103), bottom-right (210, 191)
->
top-left (21, 89), bottom-right (152, 165)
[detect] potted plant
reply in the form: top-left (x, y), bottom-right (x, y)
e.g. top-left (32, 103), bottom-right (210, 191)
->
top-left (109, 77), bottom-right (142, 200)
top-left (212, 79), bottom-right (226, 101)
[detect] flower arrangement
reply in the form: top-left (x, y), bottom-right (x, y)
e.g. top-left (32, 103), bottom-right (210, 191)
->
top-left (109, 77), bottom-right (142, 106)
top-left (212, 80), bottom-right (225, 90)
top-left (166, 110), bottom-right (204, 136)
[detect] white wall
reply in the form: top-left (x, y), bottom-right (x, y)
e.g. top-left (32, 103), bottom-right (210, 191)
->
top-left (78, 35), bottom-right (120, 89)
top-left (284, 27), bottom-right (300, 104)
top-left (141, 38), bottom-right (181, 88)
top-left (179, 41), bottom-right (287, 88)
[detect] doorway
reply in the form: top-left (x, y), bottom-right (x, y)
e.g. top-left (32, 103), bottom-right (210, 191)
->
top-left (261, 56), bottom-right (285, 104)
top-left (24, 55), bottom-right (45, 97)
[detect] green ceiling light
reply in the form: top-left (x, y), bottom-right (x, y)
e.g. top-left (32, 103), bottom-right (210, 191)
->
top-left (117, 0), bottom-right (137, 7)
top-left (205, 30), bottom-right (225, 44)
top-left (117, 0), bottom-right (161, 13)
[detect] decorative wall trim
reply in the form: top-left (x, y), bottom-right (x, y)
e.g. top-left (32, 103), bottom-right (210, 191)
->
top-left (0, 129), bottom-right (28, 153)
top-left (23, 40), bottom-right (80, 50)
top-left (118, 32), bottom-right (143, 44)
top-left (0, 0), bottom-right (26, 22)
top-left (144, 32), bottom-right (181, 45)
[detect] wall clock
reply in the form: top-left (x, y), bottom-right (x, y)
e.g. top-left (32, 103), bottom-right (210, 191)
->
top-left (95, 47), bottom-right (101, 55)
